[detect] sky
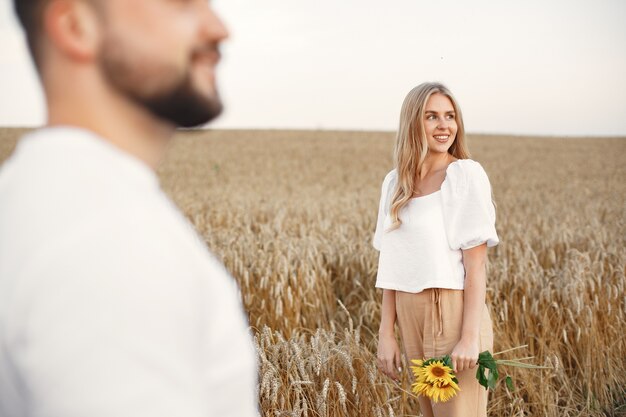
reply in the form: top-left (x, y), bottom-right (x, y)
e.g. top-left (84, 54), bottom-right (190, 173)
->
top-left (1, 0), bottom-right (625, 136)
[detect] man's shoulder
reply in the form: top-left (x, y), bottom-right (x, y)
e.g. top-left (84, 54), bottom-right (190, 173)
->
top-left (0, 128), bottom-right (197, 279)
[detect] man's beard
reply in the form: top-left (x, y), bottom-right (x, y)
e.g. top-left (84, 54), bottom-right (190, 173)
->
top-left (140, 73), bottom-right (223, 128)
top-left (99, 36), bottom-right (223, 128)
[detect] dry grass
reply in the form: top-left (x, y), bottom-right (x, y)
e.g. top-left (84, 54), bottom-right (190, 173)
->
top-left (1, 128), bottom-right (625, 416)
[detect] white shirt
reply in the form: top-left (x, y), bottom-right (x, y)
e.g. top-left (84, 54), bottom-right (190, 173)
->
top-left (373, 159), bottom-right (499, 293)
top-left (0, 127), bottom-right (258, 417)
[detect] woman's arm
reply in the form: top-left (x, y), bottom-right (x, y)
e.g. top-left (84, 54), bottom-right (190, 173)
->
top-left (451, 242), bottom-right (488, 373)
top-left (377, 289), bottom-right (402, 381)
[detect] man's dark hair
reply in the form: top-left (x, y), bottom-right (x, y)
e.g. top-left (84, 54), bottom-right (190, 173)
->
top-left (14, 0), bottom-right (48, 66)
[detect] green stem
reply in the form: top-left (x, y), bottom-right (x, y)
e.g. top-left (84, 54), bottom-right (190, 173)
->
top-left (492, 345), bottom-right (528, 356)
top-left (495, 360), bottom-right (552, 369)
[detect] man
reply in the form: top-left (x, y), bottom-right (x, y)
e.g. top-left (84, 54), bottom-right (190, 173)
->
top-left (0, 1), bottom-right (258, 416)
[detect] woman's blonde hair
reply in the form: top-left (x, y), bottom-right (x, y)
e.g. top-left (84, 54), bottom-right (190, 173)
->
top-left (389, 82), bottom-right (471, 230)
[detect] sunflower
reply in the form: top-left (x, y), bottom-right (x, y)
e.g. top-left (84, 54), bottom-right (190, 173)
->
top-left (411, 381), bottom-right (431, 396)
top-left (410, 359), bottom-right (426, 380)
top-left (428, 379), bottom-right (461, 403)
top-left (422, 361), bottom-right (455, 385)
top-left (411, 359), bottom-right (424, 367)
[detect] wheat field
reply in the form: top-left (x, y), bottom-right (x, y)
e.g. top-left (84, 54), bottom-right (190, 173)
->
top-left (1, 128), bottom-right (625, 416)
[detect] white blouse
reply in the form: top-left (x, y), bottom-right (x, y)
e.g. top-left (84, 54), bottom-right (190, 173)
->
top-left (372, 159), bottom-right (499, 293)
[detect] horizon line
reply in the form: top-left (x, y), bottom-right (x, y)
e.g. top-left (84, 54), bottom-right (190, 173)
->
top-left (0, 125), bottom-right (624, 139)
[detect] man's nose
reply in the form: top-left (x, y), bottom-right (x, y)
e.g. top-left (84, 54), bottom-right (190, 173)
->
top-left (200, 4), bottom-right (230, 42)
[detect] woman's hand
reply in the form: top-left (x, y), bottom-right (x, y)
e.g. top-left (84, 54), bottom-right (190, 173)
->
top-left (450, 336), bottom-right (480, 373)
top-left (377, 333), bottom-right (402, 382)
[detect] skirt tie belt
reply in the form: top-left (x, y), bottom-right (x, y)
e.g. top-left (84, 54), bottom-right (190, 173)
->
top-left (431, 288), bottom-right (444, 345)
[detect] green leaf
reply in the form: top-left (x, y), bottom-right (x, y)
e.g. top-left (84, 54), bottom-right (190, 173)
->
top-left (476, 365), bottom-right (489, 389)
top-left (487, 365), bottom-right (499, 390)
top-left (478, 351), bottom-right (497, 369)
top-left (478, 351), bottom-right (492, 361)
top-left (477, 351), bottom-right (499, 390)
top-left (505, 376), bottom-right (515, 391)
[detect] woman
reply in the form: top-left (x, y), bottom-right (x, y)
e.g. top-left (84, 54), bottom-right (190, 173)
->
top-left (373, 82), bottom-right (499, 417)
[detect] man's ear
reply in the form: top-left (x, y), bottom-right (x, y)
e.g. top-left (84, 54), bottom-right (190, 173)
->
top-left (43, 0), bottom-right (101, 63)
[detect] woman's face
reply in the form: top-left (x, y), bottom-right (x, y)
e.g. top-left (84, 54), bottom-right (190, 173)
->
top-left (423, 93), bottom-right (458, 155)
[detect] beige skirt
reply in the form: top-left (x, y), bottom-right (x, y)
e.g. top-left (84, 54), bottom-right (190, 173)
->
top-left (395, 288), bottom-right (494, 417)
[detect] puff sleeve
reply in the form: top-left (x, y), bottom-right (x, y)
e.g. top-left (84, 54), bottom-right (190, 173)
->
top-left (441, 160), bottom-right (499, 250)
top-left (372, 170), bottom-right (397, 251)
